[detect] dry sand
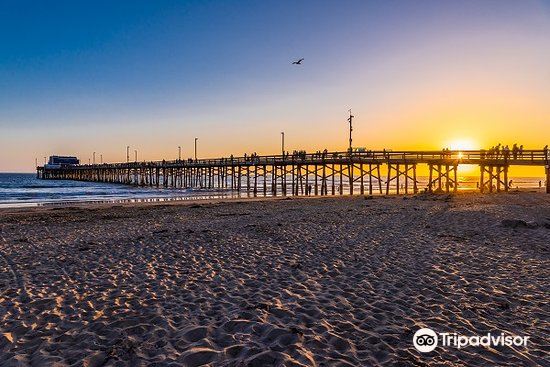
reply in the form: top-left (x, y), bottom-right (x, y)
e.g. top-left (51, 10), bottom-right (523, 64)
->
top-left (0, 192), bottom-right (548, 366)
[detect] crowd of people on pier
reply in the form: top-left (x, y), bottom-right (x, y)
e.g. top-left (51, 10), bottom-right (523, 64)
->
top-left (479, 144), bottom-right (523, 159)
top-left (478, 144), bottom-right (549, 161)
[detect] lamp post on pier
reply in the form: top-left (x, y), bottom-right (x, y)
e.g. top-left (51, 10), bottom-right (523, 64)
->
top-left (134, 150), bottom-right (138, 162)
top-left (194, 138), bottom-right (198, 161)
top-left (281, 132), bottom-right (285, 156)
top-left (178, 146), bottom-right (181, 160)
top-left (35, 158), bottom-right (37, 168)
top-left (93, 152), bottom-right (96, 165)
top-left (348, 109), bottom-right (354, 153)
top-left (100, 154), bottom-right (103, 164)
top-left (126, 146), bottom-right (130, 163)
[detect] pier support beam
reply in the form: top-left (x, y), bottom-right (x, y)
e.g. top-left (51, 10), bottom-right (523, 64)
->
top-left (428, 164), bottom-right (458, 193)
top-left (386, 163), bottom-right (418, 195)
top-left (480, 165), bottom-right (508, 193)
top-left (546, 166), bottom-right (550, 194)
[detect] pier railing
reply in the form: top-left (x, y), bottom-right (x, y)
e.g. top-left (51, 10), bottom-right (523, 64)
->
top-left (53, 149), bottom-right (550, 168)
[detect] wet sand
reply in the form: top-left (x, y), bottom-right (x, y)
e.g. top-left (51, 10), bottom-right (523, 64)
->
top-left (0, 192), bottom-right (548, 366)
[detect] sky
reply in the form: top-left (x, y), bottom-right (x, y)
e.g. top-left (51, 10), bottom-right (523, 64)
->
top-left (1, 0), bottom-right (549, 172)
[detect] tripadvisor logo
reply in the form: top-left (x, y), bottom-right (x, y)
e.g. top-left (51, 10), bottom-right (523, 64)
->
top-left (413, 328), bottom-right (529, 353)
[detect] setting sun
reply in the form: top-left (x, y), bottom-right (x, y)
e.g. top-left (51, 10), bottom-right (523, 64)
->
top-left (443, 138), bottom-right (479, 173)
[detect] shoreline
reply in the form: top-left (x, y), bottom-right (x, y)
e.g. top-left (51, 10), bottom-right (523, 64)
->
top-left (1, 187), bottom-right (548, 213)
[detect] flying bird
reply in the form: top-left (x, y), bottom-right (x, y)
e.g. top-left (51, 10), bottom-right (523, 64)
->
top-left (292, 58), bottom-right (304, 65)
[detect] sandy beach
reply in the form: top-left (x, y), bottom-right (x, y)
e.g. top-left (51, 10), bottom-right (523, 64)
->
top-left (0, 192), bottom-right (548, 366)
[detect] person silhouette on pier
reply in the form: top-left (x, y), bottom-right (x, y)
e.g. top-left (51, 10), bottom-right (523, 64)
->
top-left (519, 145), bottom-right (524, 157)
top-left (503, 145), bottom-right (510, 160)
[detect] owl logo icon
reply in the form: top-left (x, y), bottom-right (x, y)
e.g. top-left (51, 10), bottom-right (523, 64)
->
top-left (413, 328), bottom-right (438, 353)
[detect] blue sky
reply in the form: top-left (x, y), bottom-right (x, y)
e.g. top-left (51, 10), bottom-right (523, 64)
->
top-left (1, 1), bottom-right (549, 171)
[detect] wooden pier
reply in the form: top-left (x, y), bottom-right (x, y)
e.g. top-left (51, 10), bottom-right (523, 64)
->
top-left (37, 149), bottom-right (550, 195)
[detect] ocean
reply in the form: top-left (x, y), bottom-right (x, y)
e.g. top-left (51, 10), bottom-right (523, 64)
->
top-left (0, 173), bottom-right (546, 208)
top-left (0, 173), bottom-right (234, 208)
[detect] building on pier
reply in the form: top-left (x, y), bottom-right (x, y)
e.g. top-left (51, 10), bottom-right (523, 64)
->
top-left (44, 156), bottom-right (80, 169)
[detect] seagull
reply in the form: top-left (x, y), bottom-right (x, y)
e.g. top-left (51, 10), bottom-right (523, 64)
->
top-left (292, 58), bottom-right (304, 65)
